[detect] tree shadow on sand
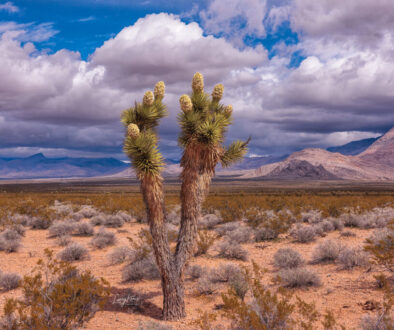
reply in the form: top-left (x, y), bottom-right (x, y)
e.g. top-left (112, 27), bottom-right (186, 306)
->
top-left (103, 287), bottom-right (163, 320)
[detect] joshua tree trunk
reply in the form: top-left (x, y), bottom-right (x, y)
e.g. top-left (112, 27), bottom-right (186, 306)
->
top-left (141, 174), bottom-right (186, 319)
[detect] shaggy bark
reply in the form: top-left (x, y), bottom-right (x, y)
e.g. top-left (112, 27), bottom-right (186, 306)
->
top-left (140, 174), bottom-right (185, 319)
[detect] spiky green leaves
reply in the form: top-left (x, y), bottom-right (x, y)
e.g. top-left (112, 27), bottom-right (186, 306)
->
top-left (192, 72), bottom-right (204, 93)
top-left (220, 139), bottom-right (250, 167)
top-left (123, 131), bottom-right (164, 178)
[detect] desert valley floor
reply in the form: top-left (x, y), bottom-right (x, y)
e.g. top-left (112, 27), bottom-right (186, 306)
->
top-left (0, 179), bottom-right (393, 329)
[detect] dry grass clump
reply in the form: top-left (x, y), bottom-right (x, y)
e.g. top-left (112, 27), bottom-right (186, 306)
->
top-left (0, 272), bottom-right (21, 291)
top-left (217, 240), bottom-right (248, 261)
top-left (311, 240), bottom-right (343, 264)
top-left (226, 227), bottom-right (252, 244)
top-left (274, 248), bottom-right (304, 269)
top-left (90, 214), bottom-right (106, 226)
top-left (208, 263), bottom-right (242, 283)
top-left (0, 229), bottom-right (22, 253)
top-left (365, 226), bottom-right (393, 273)
top-left (90, 228), bottom-right (116, 249)
top-left (122, 256), bottom-right (160, 282)
top-left (30, 217), bottom-right (52, 230)
top-left (196, 277), bottom-right (216, 295)
top-left (337, 247), bottom-right (369, 270)
top-left (74, 222), bottom-right (94, 236)
top-left (215, 222), bottom-right (239, 236)
top-left (290, 224), bottom-right (316, 243)
top-left (279, 267), bottom-right (321, 288)
top-left (103, 214), bottom-right (124, 228)
top-left (195, 230), bottom-right (216, 256)
top-left (58, 243), bottom-right (89, 262)
top-left (107, 246), bottom-right (134, 265)
top-left (48, 221), bottom-right (76, 238)
top-left (138, 320), bottom-right (173, 330)
top-left (199, 213), bottom-right (221, 229)
top-left (187, 265), bottom-right (204, 280)
top-left (56, 235), bottom-right (72, 247)
top-left (340, 230), bottom-right (356, 237)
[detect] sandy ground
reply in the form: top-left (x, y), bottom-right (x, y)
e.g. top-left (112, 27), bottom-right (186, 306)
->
top-left (0, 220), bottom-right (389, 329)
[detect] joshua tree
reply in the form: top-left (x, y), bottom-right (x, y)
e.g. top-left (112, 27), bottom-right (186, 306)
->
top-left (121, 73), bottom-right (249, 320)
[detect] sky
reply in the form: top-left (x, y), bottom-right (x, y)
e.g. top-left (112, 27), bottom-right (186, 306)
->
top-left (0, 0), bottom-right (393, 160)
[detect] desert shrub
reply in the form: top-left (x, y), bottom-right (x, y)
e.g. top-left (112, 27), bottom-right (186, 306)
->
top-left (58, 243), bottom-right (89, 262)
top-left (50, 201), bottom-right (74, 217)
top-left (340, 230), bottom-right (356, 237)
top-left (311, 240), bottom-right (343, 264)
top-left (229, 271), bottom-right (249, 301)
top-left (199, 213), bottom-right (221, 229)
top-left (0, 229), bottom-right (22, 253)
top-left (122, 256), bottom-right (160, 282)
top-left (77, 205), bottom-right (98, 218)
top-left (215, 222), bottom-right (239, 236)
top-left (9, 224), bottom-right (26, 236)
top-left (217, 240), bottom-right (248, 261)
top-left (138, 320), bottom-right (173, 330)
top-left (71, 212), bottom-right (84, 221)
top-left (254, 227), bottom-right (278, 241)
top-left (89, 213), bottom-right (106, 226)
top-left (107, 246), bottom-right (134, 265)
top-left (57, 235), bottom-right (72, 246)
top-left (30, 217), bottom-right (51, 229)
top-left (127, 228), bottom-right (153, 261)
top-left (318, 219), bottom-right (335, 233)
top-left (374, 274), bottom-right (389, 289)
top-left (1, 229), bottom-right (21, 241)
top-left (187, 265), bottom-right (204, 280)
top-left (48, 221), bottom-right (76, 238)
top-left (290, 224), bottom-right (316, 243)
top-left (337, 247), bottom-right (369, 269)
top-left (209, 263), bottom-right (242, 283)
top-left (0, 249), bottom-right (110, 329)
top-left (301, 209), bottom-right (323, 224)
top-left (226, 227), bottom-right (251, 244)
top-left (116, 210), bottom-right (133, 223)
top-left (330, 218), bottom-right (344, 231)
top-left (222, 263), bottom-right (322, 329)
top-left (279, 267), bottom-right (321, 288)
top-left (196, 277), bottom-right (216, 295)
top-left (74, 222), bottom-right (94, 236)
top-left (0, 272), bottom-right (21, 291)
top-left (365, 224), bottom-right (394, 273)
top-left (274, 248), bottom-right (303, 269)
top-left (360, 314), bottom-right (392, 330)
top-left (8, 213), bottom-right (31, 227)
top-left (195, 230), bottom-right (216, 256)
top-left (104, 214), bottom-right (124, 228)
top-left (90, 228), bottom-right (116, 249)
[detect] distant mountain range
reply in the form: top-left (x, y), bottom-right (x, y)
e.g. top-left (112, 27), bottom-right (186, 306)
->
top-left (0, 129), bottom-right (392, 180)
top-left (243, 127), bottom-right (394, 181)
top-left (326, 136), bottom-right (381, 155)
top-left (0, 153), bottom-right (128, 179)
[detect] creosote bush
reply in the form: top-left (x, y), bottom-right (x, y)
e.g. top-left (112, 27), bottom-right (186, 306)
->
top-left (0, 249), bottom-right (110, 329)
top-left (122, 256), bottom-right (160, 282)
top-left (274, 248), bottom-right (304, 269)
top-left (107, 246), bottom-right (134, 265)
top-left (221, 263), bottom-right (335, 329)
top-left (48, 220), bottom-right (76, 238)
top-left (195, 230), bottom-right (216, 256)
top-left (0, 228), bottom-right (21, 253)
top-left (74, 222), bottom-right (94, 236)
